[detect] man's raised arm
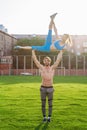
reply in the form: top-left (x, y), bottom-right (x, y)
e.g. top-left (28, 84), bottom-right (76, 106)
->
top-left (32, 50), bottom-right (43, 69)
top-left (52, 50), bottom-right (63, 69)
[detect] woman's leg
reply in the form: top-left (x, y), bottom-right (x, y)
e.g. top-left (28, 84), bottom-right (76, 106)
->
top-left (45, 13), bottom-right (58, 44)
top-left (32, 18), bottom-right (54, 52)
top-left (44, 14), bottom-right (57, 45)
top-left (44, 19), bottom-right (53, 45)
top-left (51, 22), bottom-right (66, 51)
top-left (53, 22), bottom-right (59, 40)
top-left (49, 13), bottom-right (57, 29)
top-left (49, 18), bottom-right (54, 30)
top-left (14, 46), bottom-right (32, 50)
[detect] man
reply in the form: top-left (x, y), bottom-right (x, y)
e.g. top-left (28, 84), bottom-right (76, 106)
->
top-left (32, 50), bottom-right (63, 122)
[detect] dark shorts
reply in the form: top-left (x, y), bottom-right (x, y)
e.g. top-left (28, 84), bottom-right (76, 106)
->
top-left (40, 85), bottom-right (54, 100)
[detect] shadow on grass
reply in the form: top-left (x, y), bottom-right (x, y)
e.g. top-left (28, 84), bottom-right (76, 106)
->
top-left (35, 122), bottom-right (49, 130)
top-left (0, 76), bottom-right (87, 85)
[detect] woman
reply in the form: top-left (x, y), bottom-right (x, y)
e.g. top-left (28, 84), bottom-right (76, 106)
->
top-left (14, 13), bottom-right (72, 52)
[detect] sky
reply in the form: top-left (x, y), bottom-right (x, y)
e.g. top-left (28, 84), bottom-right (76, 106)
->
top-left (0, 0), bottom-right (87, 35)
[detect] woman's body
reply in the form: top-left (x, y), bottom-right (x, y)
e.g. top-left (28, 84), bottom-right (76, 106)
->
top-left (14, 13), bottom-right (72, 52)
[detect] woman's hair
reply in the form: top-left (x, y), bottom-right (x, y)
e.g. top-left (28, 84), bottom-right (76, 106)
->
top-left (64, 34), bottom-right (72, 46)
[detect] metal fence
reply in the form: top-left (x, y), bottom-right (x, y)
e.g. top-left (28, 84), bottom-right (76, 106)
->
top-left (0, 55), bottom-right (87, 76)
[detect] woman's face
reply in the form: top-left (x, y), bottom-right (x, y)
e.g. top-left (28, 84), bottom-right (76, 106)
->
top-left (62, 34), bottom-right (68, 41)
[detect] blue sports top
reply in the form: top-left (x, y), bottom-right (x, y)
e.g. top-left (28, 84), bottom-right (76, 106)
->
top-left (54, 40), bottom-right (65, 50)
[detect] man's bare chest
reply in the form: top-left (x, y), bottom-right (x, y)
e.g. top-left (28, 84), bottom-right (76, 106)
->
top-left (40, 67), bottom-right (54, 75)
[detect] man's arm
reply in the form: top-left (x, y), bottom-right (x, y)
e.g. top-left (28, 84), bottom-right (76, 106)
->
top-left (51, 50), bottom-right (63, 69)
top-left (32, 50), bottom-right (43, 69)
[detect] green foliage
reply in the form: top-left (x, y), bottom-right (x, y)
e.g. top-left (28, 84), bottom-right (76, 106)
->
top-left (0, 76), bottom-right (87, 130)
top-left (17, 37), bottom-right (45, 46)
top-left (13, 37), bottom-right (45, 55)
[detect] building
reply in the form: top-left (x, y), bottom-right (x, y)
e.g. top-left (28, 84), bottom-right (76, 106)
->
top-left (0, 30), bottom-right (17, 56)
top-left (70, 35), bottom-right (87, 55)
top-left (0, 30), bottom-right (17, 75)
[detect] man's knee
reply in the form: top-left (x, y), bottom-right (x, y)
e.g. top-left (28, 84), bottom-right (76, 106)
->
top-left (48, 98), bottom-right (53, 106)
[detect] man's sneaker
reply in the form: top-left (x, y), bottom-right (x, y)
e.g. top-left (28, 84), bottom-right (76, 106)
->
top-left (43, 117), bottom-right (47, 122)
top-left (50, 13), bottom-right (57, 20)
top-left (47, 117), bottom-right (51, 122)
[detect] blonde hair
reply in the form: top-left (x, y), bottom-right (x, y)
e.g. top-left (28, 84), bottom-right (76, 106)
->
top-left (43, 56), bottom-right (52, 63)
top-left (64, 34), bottom-right (72, 46)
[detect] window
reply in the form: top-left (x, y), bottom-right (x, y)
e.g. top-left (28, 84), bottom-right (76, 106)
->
top-left (84, 48), bottom-right (87, 52)
top-left (83, 42), bottom-right (87, 47)
top-left (71, 49), bottom-right (74, 53)
top-left (77, 56), bottom-right (84, 69)
top-left (77, 45), bottom-right (80, 48)
top-left (76, 52), bottom-right (80, 55)
top-left (0, 58), bottom-right (12, 64)
top-left (0, 35), bottom-right (4, 41)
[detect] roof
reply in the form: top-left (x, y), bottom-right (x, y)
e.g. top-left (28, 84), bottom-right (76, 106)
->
top-left (0, 30), bottom-right (17, 40)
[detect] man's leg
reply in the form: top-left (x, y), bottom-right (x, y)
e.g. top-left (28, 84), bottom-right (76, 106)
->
top-left (40, 87), bottom-right (47, 122)
top-left (47, 88), bottom-right (54, 122)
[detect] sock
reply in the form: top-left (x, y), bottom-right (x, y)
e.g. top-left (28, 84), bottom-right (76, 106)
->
top-left (48, 115), bottom-right (51, 117)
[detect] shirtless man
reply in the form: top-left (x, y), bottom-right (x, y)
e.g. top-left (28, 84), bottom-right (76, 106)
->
top-left (32, 50), bottom-right (63, 122)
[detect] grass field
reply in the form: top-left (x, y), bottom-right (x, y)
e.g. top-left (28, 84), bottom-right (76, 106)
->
top-left (0, 76), bottom-right (87, 130)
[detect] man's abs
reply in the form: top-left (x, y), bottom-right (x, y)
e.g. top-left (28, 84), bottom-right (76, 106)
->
top-left (41, 77), bottom-right (53, 87)
top-left (40, 66), bottom-right (54, 87)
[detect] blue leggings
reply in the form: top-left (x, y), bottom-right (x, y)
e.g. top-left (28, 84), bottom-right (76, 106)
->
top-left (32, 30), bottom-right (52, 52)
top-left (32, 30), bottom-right (65, 52)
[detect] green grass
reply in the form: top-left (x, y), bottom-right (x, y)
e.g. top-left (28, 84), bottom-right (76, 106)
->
top-left (0, 76), bottom-right (87, 130)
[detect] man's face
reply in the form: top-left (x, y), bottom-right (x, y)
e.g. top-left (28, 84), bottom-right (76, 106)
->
top-left (43, 58), bottom-right (51, 66)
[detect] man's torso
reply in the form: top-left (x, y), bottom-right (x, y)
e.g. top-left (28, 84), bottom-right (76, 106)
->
top-left (40, 66), bottom-right (55, 87)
